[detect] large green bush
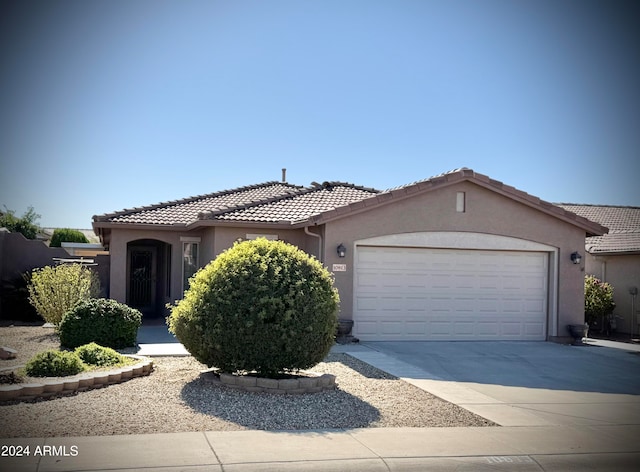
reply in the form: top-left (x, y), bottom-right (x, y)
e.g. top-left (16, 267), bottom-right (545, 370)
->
top-left (168, 239), bottom-right (339, 377)
top-left (28, 263), bottom-right (100, 326)
top-left (24, 349), bottom-right (86, 377)
top-left (585, 275), bottom-right (615, 325)
top-left (49, 228), bottom-right (89, 247)
top-left (59, 298), bottom-right (142, 349)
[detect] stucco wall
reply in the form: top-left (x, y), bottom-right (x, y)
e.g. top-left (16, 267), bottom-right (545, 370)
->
top-left (108, 228), bottom-right (199, 307)
top-left (108, 225), bottom-right (317, 312)
top-left (585, 253), bottom-right (640, 335)
top-left (322, 181), bottom-right (588, 339)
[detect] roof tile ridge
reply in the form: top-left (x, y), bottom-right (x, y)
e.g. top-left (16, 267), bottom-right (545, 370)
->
top-left (198, 184), bottom-right (316, 219)
top-left (93, 181), bottom-right (301, 221)
top-left (199, 182), bottom-right (380, 220)
top-left (382, 167), bottom-right (472, 193)
top-left (309, 181), bottom-right (381, 193)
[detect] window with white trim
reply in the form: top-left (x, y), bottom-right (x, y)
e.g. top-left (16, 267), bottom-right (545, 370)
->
top-left (182, 242), bottom-right (199, 294)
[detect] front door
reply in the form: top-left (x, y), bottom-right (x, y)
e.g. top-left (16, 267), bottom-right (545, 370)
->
top-left (128, 246), bottom-right (157, 315)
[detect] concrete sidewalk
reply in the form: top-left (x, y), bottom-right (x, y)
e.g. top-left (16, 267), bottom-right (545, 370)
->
top-left (4, 426), bottom-right (640, 471)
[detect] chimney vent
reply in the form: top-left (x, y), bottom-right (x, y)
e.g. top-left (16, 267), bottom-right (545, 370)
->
top-left (282, 168), bottom-right (287, 182)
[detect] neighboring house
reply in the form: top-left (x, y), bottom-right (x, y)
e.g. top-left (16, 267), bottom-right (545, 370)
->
top-left (92, 168), bottom-right (606, 342)
top-left (556, 204), bottom-right (640, 336)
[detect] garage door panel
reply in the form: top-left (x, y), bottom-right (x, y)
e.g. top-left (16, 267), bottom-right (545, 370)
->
top-left (354, 246), bottom-right (548, 341)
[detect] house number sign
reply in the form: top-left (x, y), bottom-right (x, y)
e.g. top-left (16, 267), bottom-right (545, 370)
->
top-left (332, 264), bottom-right (347, 272)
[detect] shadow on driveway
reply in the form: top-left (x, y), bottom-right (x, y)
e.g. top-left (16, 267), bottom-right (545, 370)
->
top-left (363, 341), bottom-right (640, 395)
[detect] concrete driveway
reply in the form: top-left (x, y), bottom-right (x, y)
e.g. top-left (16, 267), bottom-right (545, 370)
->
top-left (346, 340), bottom-right (640, 427)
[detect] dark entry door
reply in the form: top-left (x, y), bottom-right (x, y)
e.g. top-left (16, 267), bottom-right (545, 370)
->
top-left (128, 246), bottom-right (157, 315)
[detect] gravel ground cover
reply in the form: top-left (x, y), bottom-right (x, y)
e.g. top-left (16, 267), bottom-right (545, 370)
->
top-left (0, 324), bottom-right (495, 437)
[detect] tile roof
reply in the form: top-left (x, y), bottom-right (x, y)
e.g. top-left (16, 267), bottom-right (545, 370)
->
top-left (202, 182), bottom-right (379, 224)
top-left (93, 182), bottom-right (303, 225)
top-left (93, 181), bottom-right (379, 226)
top-left (556, 204), bottom-right (640, 254)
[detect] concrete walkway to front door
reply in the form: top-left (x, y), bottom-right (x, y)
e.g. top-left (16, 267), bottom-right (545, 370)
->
top-left (135, 318), bottom-right (189, 356)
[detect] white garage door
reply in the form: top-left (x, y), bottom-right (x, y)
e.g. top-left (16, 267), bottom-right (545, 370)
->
top-left (354, 246), bottom-right (548, 341)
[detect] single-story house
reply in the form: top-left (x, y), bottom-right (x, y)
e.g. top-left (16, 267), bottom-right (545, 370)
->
top-left (556, 204), bottom-right (640, 336)
top-left (92, 168), bottom-right (606, 342)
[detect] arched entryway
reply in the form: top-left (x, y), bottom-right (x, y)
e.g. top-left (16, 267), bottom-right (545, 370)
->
top-left (126, 239), bottom-right (171, 318)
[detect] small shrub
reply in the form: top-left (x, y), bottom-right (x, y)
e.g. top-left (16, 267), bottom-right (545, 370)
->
top-left (74, 343), bottom-right (128, 367)
top-left (49, 228), bottom-right (89, 247)
top-left (28, 263), bottom-right (100, 326)
top-left (168, 238), bottom-right (339, 377)
top-left (59, 298), bottom-right (142, 349)
top-left (24, 349), bottom-right (85, 377)
top-left (585, 275), bottom-right (615, 325)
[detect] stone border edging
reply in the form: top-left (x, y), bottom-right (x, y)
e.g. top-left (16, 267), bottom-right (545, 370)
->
top-left (0, 355), bottom-right (153, 403)
top-left (201, 371), bottom-right (337, 394)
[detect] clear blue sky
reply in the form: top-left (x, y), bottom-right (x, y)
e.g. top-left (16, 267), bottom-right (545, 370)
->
top-left (1, 0), bottom-right (638, 229)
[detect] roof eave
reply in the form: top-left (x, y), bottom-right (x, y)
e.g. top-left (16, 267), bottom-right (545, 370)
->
top-left (587, 249), bottom-right (640, 256)
top-left (92, 221), bottom-right (188, 231)
top-left (306, 169), bottom-right (608, 235)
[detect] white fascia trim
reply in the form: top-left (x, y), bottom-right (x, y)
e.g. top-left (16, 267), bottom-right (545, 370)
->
top-left (354, 231), bottom-right (557, 252)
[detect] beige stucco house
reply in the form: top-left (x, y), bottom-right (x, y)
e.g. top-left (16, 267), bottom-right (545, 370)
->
top-left (92, 168), bottom-right (606, 342)
top-left (557, 204), bottom-right (640, 336)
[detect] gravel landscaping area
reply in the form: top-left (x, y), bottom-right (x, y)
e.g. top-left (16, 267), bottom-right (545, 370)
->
top-left (0, 323), bottom-right (495, 437)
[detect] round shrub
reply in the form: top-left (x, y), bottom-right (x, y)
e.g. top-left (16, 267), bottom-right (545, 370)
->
top-left (74, 342), bottom-right (128, 367)
top-left (168, 238), bottom-right (339, 377)
top-left (24, 350), bottom-right (86, 377)
top-left (59, 298), bottom-right (142, 349)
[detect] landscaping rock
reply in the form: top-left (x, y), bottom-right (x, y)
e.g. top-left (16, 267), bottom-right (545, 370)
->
top-left (0, 347), bottom-right (17, 360)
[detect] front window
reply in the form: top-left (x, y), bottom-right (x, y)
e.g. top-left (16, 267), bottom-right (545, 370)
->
top-left (182, 242), bottom-right (199, 294)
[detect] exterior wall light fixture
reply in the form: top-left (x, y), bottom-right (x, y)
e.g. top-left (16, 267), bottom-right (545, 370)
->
top-left (570, 251), bottom-right (582, 264)
top-left (337, 244), bottom-right (346, 258)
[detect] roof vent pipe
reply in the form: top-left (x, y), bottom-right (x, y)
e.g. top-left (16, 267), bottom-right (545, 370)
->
top-left (282, 168), bottom-right (287, 183)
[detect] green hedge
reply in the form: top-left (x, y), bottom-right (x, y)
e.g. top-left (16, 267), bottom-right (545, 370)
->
top-left (49, 228), bottom-right (89, 247)
top-left (59, 298), bottom-right (142, 349)
top-left (168, 239), bottom-right (339, 377)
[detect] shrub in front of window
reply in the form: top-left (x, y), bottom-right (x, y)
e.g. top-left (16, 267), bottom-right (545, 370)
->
top-left (584, 275), bottom-right (615, 325)
top-left (168, 238), bottom-right (339, 378)
top-left (59, 298), bottom-right (142, 349)
top-left (28, 263), bottom-right (100, 326)
top-left (24, 349), bottom-right (86, 377)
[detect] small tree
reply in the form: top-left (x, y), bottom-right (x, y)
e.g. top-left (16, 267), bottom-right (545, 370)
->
top-left (0, 206), bottom-right (41, 239)
top-left (49, 228), bottom-right (89, 247)
top-left (168, 238), bottom-right (339, 377)
top-left (584, 275), bottom-right (615, 325)
top-left (28, 263), bottom-right (100, 326)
